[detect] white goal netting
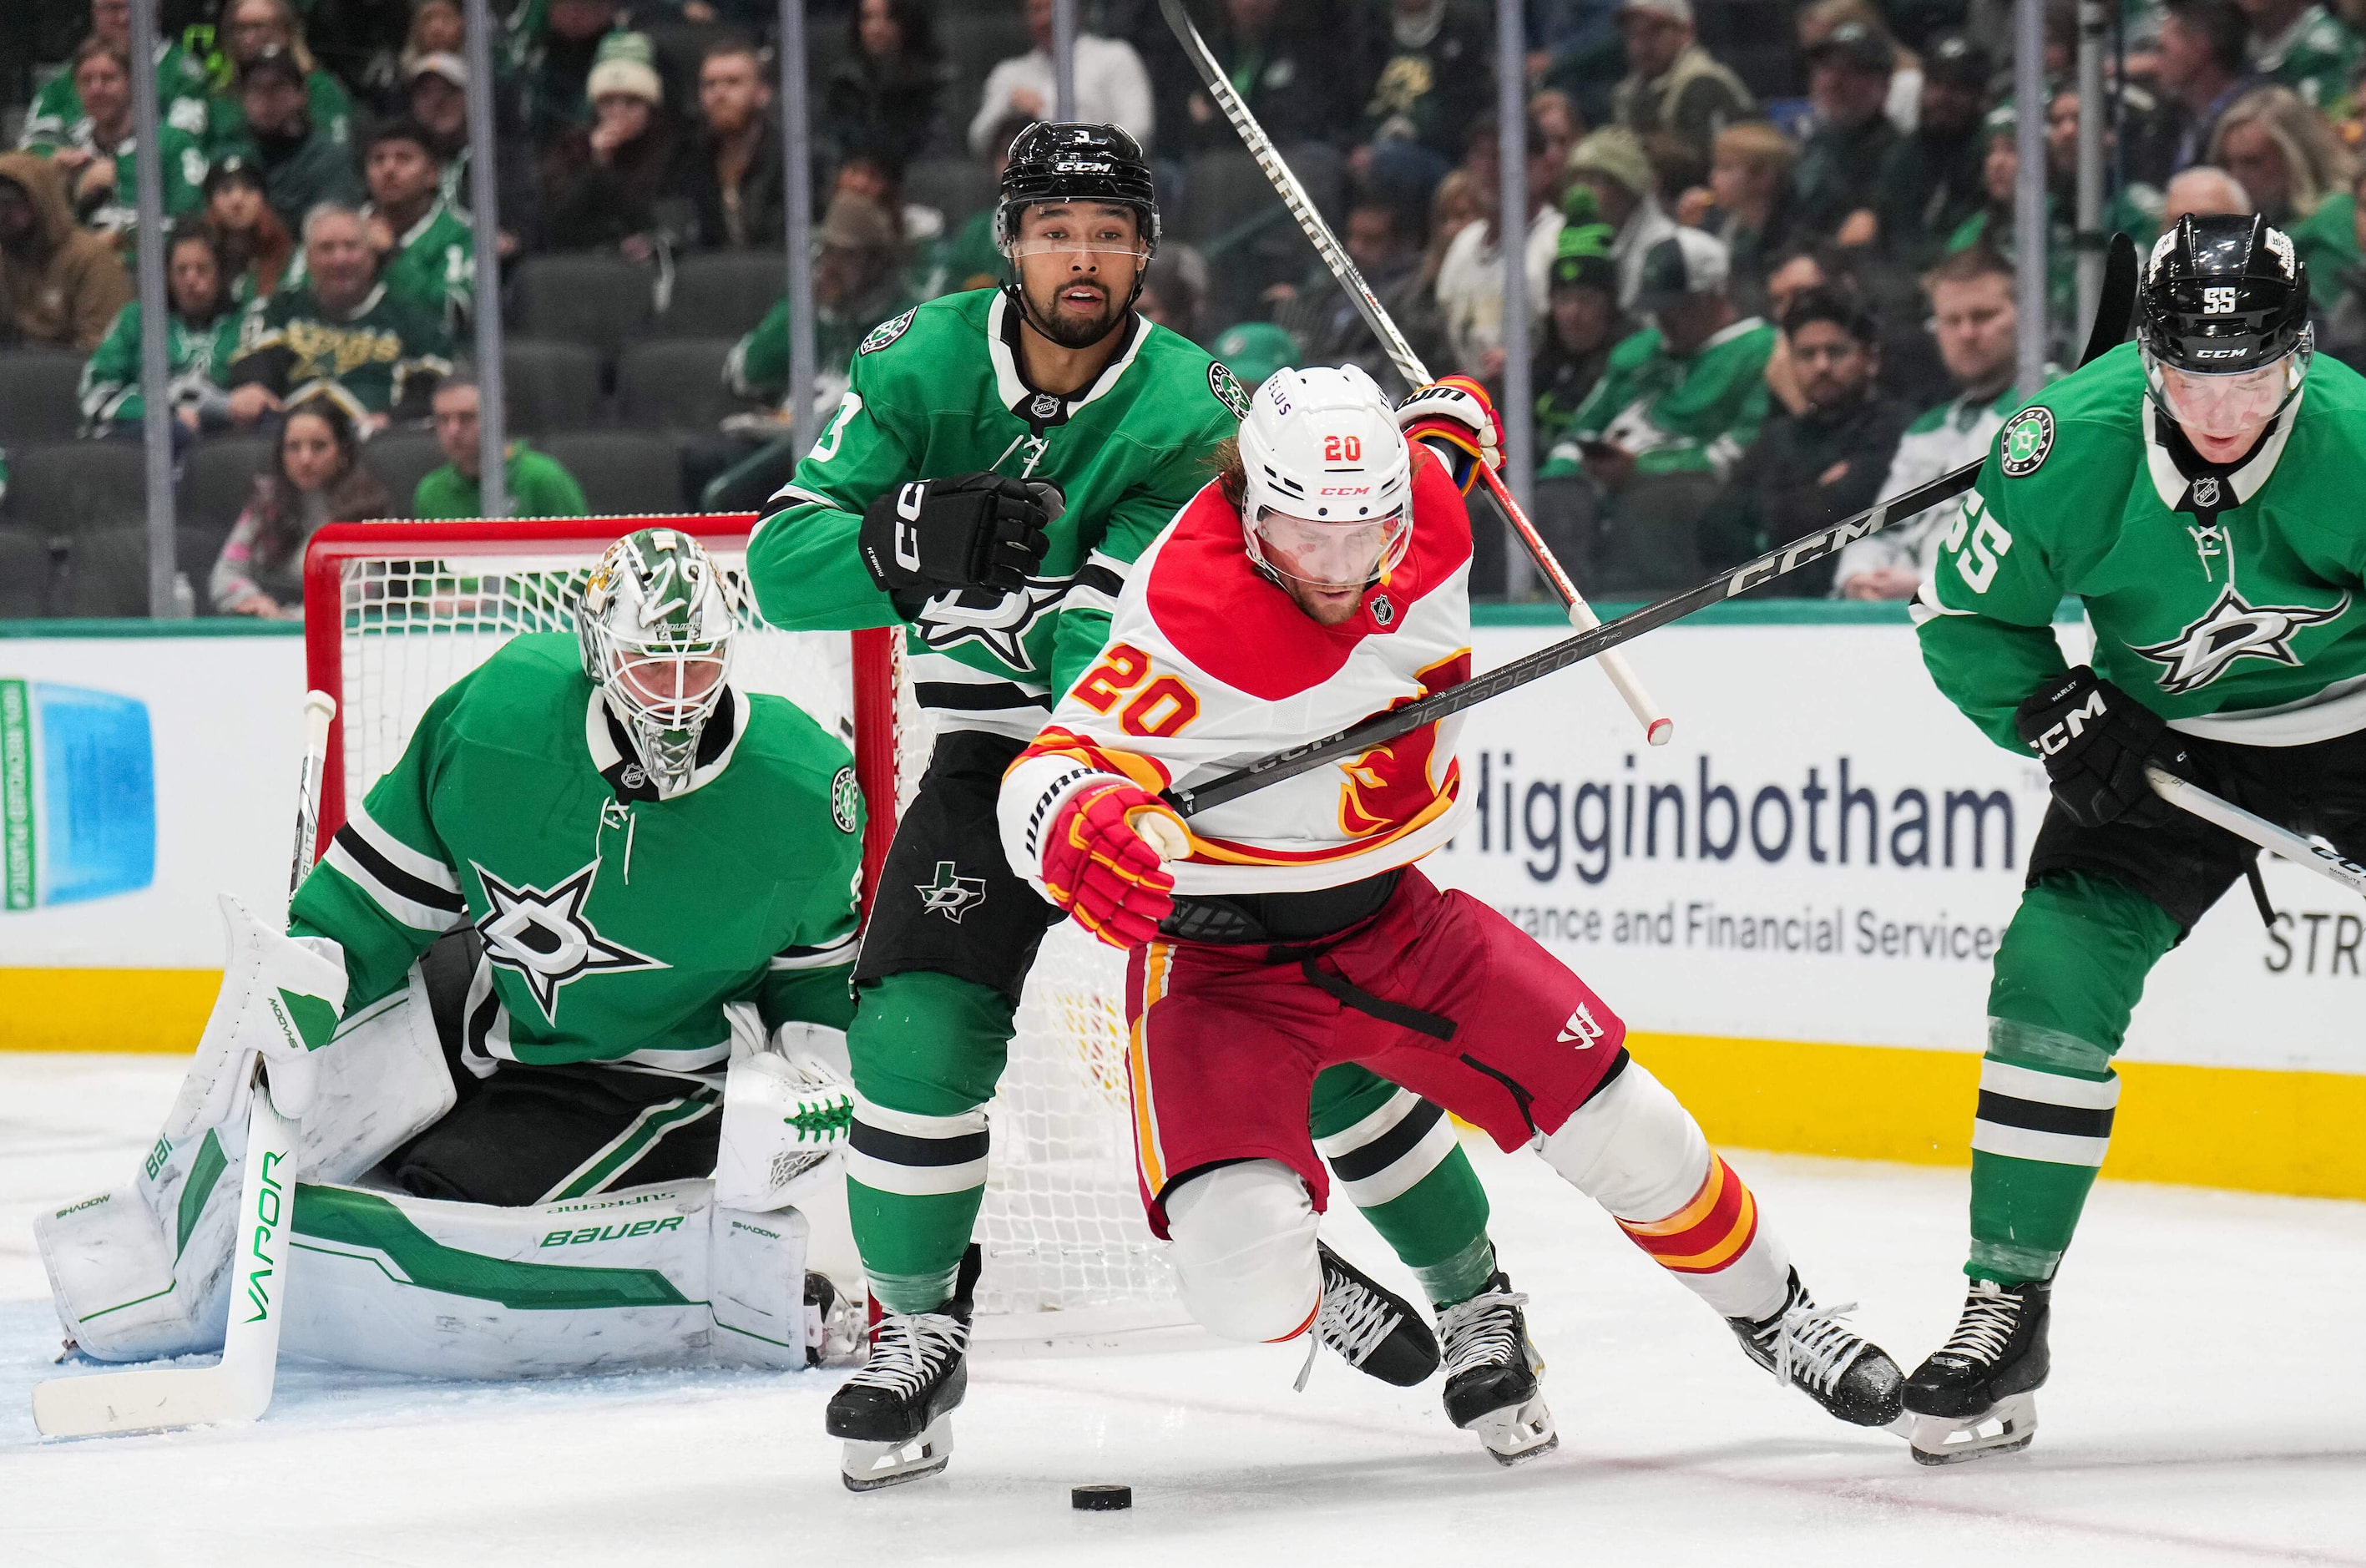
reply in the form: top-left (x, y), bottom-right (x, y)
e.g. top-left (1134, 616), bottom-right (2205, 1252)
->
top-left (308, 523), bottom-right (1172, 1318)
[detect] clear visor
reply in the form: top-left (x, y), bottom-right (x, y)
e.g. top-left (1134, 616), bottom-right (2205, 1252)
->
top-left (1004, 236), bottom-right (1150, 262)
top-left (2146, 346), bottom-right (2305, 443)
top-left (1252, 507), bottom-right (1411, 592)
top-left (609, 645), bottom-right (725, 726)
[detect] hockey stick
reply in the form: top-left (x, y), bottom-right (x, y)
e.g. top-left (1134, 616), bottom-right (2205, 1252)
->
top-left (32, 690), bottom-right (336, 1439)
top-left (1167, 235), bottom-right (2146, 818)
top-left (1155, 0), bottom-right (1673, 746)
top-left (2147, 766), bottom-right (2366, 899)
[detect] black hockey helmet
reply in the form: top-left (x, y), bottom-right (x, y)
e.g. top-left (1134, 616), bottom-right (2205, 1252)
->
top-left (994, 121), bottom-right (1160, 255)
top-left (2136, 212), bottom-right (2310, 376)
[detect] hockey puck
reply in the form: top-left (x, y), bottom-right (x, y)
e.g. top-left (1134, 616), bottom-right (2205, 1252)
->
top-left (1071, 1484), bottom-right (1132, 1511)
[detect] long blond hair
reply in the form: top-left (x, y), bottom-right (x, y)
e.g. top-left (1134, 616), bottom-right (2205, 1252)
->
top-left (2210, 84), bottom-right (2357, 219)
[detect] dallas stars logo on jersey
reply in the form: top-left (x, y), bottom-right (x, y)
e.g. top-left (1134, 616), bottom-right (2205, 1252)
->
top-left (2131, 586), bottom-right (2353, 696)
top-left (473, 858), bottom-right (669, 1022)
top-left (916, 576), bottom-right (1069, 669)
top-left (916, 861), bottom-right (988, 923)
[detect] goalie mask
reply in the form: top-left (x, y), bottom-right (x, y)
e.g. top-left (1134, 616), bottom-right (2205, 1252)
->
top-left (1236, 366), bottom-right (1413, 593)
top-left (2137, 213), bottom-right (2313, 446)
top-left (578, 529), bottom-right (737, 796)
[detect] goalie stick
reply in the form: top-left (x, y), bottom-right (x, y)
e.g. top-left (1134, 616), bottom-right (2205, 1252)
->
top-left (1167, 234), bottom-right (2144, 818)
top-left (32, 690), bottom-right (336, 1439)
top-left (1155, 0), bottom-right (1673, 747)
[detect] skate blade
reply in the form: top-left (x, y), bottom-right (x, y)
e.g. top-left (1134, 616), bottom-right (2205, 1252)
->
top-left (1472, 1396), bottom-right (1559, 1467)
top-left (1908, 1393), bottom-right (2037, 1466)
top-left (841, 1416), bottom-right (953, 1492)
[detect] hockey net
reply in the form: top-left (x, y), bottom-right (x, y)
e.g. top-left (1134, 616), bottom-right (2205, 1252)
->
top-left (301, 518), bottom-right (1173, 1319)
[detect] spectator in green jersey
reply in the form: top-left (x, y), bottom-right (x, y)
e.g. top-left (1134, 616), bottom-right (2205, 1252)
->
top-left (219, 46), bottom-right (363, 234)
top-left (414, 377), bottom-right (589, 519)
top-left (80, 225), bottom-right (247, 437)
top-left (37, 37), bottom-right (208, 246)
top-left (206, 0), bottom-right (355, 155)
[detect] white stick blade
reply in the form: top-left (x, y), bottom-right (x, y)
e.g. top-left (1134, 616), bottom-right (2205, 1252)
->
top-left (33, 1360), bottom-right (270, 1439)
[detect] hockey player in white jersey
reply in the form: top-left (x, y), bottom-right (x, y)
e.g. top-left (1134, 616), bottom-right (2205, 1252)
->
top-left (997, 367), bottom-right (1908, 1462)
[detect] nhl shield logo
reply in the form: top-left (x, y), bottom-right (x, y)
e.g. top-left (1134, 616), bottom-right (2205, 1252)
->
top-left (1029, 392), bottom-right (1063, 421)
top-left (1369, 594), bottom-right (1395, 625)
top-left (2189, 475), bottom-right (2222, 508)
top-left (1999, 407), bottom-right (2054, 477)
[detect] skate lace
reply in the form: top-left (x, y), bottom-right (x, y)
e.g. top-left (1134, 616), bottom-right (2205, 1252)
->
top-left (1295, 1269), bottom-right (1408, 1392)
top-left (1436, 1287), bottom-right (1529, 1380)
top-left (842, 1309), bottom-right (969, 1399)
top-left (1766, 1297), bottom-right (1872, 1395)
top-left (1936, 1287), bottom-right (2021, 1368)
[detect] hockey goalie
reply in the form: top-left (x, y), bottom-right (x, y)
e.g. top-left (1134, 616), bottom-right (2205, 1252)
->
top-left (37, 529), bottom-right (867, 1379)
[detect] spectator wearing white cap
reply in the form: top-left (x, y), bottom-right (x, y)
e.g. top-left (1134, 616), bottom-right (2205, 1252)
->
top-left (1544, 226), bottom-right (1776, 592)
top-left (406, 51), bottom-right (543, 258)
top-left (543, 31), bottom-right (679, 257)
top-left (1610, 0), bottom-right (1754, 168)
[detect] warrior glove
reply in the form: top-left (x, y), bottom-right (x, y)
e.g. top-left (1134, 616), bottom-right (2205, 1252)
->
top-left (2015, 665), bottom-right (2189, 829)
top-left (1397, 376), bottom-right (1503, 494)
top-left (859, 473), bottom-right (1051, 599)
top-left (1042, 781), bottom-right (1187, 949)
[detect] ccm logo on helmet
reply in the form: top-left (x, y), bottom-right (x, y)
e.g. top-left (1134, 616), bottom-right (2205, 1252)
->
top-left (1319, 485), bottom-right (1373, 496)
top-left (2194, 346), bottom-right (2248, 358)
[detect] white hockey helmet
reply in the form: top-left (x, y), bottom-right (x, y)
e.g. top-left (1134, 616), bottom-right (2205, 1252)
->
top-left (1236, 365), bottom-right (1413, 592)
top-left (577, 528), bottom-right (739, 795)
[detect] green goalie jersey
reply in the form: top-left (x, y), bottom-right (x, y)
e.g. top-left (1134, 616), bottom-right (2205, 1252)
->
top-left (1918, 342), bottom-right (2366, 751)
top-left (289, 635), bottom-right (865, 1071)
top-left (746, 287), bottom-right (1246, 740)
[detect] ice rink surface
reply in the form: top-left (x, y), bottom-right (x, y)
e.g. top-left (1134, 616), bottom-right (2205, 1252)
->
top-left (2, 1052), bottom-right (2361, 1568)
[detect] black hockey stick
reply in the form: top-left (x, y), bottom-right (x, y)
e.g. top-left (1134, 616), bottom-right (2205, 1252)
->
top-left (1167, 234), bottom-right (2143, 818)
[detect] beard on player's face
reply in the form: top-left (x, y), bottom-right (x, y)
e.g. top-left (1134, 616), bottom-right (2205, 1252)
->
top-left (1021, 265), bottom-right (1135, 348)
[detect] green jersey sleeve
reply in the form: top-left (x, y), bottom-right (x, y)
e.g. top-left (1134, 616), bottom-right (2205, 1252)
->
top-left (288, 671), bottom-right (473, 1011)
top-left (726, 297), bottom-right (790, 402)
top-left (78, 303), bottom-right (141, 426)
top-left (756, 878), bottom-right (862, 1032)
top-left (746, 346), bottom-right (921, 632)
top-left (1916, 404), bottom-right (2115, 749)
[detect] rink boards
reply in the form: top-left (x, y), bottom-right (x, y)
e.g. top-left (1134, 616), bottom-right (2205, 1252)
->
top-left (3, 605), bottom-right (2362, 1200)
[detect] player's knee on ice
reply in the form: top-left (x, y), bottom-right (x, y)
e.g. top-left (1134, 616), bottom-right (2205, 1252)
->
top-left (1165, 1160), bottom-right (1321, 1343)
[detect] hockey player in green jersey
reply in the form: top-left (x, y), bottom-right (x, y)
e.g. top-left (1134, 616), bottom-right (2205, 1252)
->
top-left (747, 124), bottom-right (1526, 1490)
top-left (38, 530), bottom-right (871, 1379)
top-left (1904, 213), bottom-right (2366, 1463)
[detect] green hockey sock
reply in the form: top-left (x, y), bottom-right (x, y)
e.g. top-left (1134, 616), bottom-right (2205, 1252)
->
top-left (1967, 873), bottom-right (2176, 1284)
top-left (1310, 1064), bottom-right (1496, 1305)
top-left (843, 969), bottom-right (1014, 1314)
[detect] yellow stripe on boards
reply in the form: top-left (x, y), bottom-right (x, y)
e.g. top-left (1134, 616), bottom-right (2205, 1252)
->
top-left (1628, 1032), bottom-right (2366, 1203)
top-left (0, 969), bottom-right (215, 1054)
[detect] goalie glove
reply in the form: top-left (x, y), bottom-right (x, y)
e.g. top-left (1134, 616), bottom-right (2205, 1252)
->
top-left (2015, 665), bottom-right (2190, 829)
top-left (858, 473), bottom-right (1053, 600)
top-left (715, 1029), bottom-right (857, 1211)
top-left (169, 893), bottom-right (346, 1132)
top-left (1042, 780), bottom-right (1188, 949)
top-left (1397, 376), bottom-right (1503, 494)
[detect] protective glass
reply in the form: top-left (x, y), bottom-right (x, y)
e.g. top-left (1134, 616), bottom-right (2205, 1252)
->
top-left (2145, 342), bottom-right (2307, 443)
top-left (1251, 507), bottom-right (1412, 591)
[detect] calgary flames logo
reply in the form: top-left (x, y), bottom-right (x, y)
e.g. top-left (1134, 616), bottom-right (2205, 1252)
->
top-left (1337, 651), bottom-right (1469, 836)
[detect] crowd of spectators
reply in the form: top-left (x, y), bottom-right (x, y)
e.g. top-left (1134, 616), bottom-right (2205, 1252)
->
top-left (9, 0), bottom-right (2366, 615)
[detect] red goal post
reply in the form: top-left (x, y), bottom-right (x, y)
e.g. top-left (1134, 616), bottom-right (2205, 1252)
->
top-left (301, 516), bottom-right (904, 909)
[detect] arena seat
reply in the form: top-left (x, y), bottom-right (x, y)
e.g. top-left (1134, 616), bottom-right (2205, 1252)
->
top-left (503, 339), bottom-right (604, 435)
top-left (361, 431), bottom-right (450, 518)
top-left (0, 529), bottom-right (61, 618)
top-left (0, 350), bottom-right (90, 443)
top-left (616, 338), bottom-right (744, 432)
top-left (539, 430), bottom-right (687, 514)
top-left (58, 527), bottom-right (232, 618)
top-left (5, 441), bottom-right (151, 536)
top-left (660, 251), bottom-right (786, 341)
top-left (907, 158), bottom-right (998, 228)
top-left (510, 251), bottom-right (653, 368)
top-left (178, 432), bottom-right (274, 536)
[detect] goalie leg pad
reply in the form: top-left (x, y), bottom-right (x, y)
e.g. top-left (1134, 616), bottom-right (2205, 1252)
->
top-left (1536, 1062), bottom-right (1792, 1322)
top-left (1164, 1159), bottom-right (1322, 1343)
top-left (39, 968), bottom-right (452, 1363)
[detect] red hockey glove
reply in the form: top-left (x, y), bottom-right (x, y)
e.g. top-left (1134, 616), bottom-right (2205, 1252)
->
top-left (1396, 375), bottom-right (1503, 494)
top-left (1041, 781), bottom-right (1186, 949)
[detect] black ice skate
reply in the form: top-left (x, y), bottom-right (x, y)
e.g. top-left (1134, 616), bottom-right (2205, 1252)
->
top-left (1903, 1277), bottom-right (2050, 1465)
top-left (1306, 1242), bottom-right (1440, 1388)
top-left (1434, 1271), bottom-right (1558, 1465)
top-left (1728, 1267), bottom-right (1905, 1429)
top-left (827, 1247), bottom-right (980, 1492)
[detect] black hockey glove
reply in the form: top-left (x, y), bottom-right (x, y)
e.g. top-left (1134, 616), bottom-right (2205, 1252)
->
top-left (859, 473), bottom-right (1051, 599)
top-left (2014, 665), bottom-right (2188, 829)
